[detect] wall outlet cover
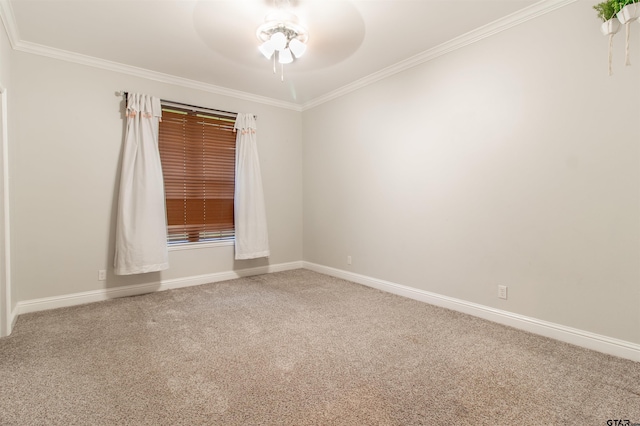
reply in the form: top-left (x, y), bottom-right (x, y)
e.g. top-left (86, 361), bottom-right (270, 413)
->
top-left (498, 285), bottom-right (507, 300)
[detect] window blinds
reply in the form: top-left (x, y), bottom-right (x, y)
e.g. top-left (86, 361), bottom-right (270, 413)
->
top-left (158, 105), bottom-right (237, 244)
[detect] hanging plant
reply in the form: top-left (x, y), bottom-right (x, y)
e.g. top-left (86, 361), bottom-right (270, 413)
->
top-left (594, 0), bottom-right (621, 75)
top-left (594, 0), bottom-right (617, 20)
top-left (614, 0), bottom-right (640, 65)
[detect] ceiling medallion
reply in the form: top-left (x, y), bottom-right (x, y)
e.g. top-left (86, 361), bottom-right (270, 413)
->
top-left (256, 8), bottom-right (308, 81)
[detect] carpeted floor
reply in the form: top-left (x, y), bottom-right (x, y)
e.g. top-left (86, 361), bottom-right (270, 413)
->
top-left (1, 269), bottom-right (639, 425)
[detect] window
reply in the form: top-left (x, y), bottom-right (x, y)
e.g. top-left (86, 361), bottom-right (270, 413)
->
top-left (157, 102), bottom-right (237, 245)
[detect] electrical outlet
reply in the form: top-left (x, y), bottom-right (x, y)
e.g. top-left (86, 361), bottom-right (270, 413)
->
top-left (498, 285), bottom-right (508, 300)
top-left (98, 270), bottom-right (107, 281)
top-left (347, 256), bottom-right (352, 265)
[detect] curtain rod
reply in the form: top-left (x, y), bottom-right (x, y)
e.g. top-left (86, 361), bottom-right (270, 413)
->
top-left (117, 91), bottom-right (247, 119)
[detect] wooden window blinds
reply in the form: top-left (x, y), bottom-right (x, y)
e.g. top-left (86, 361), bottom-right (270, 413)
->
top-left (158, 104), bottom-right (237, 244)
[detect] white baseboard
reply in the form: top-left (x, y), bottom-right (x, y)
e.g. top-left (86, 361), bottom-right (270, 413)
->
top-left (9, 305), bottom-right (17, 330)
top-left (16, 261), bottom-right (303, 316)
top-left (12, 260), bottom-right (640, 362)
top-left (1, 305), bottom-right (18, 337)
top-left (303, 262), bottom-right (640, 363)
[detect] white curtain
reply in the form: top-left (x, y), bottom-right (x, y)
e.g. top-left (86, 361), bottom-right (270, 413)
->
top-left (114, 93), bottom-right (169, 275)
top-left (234, 114), bottom-right (270, 260)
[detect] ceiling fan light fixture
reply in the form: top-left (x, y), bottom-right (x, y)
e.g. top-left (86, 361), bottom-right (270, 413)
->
top-left (256, 6), bottom-right (308, 81)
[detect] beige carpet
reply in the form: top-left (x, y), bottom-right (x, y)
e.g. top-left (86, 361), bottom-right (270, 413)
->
top-left (1, 269), bottom-right (639, 425)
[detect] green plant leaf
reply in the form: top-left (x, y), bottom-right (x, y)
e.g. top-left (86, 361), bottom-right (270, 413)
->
top-left (593, 0), bottom-right (619, 21)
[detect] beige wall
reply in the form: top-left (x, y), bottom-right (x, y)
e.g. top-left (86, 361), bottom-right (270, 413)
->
top-left (303, 2), bottom-right (640, 344)
top-left (11, 52), bottom-right (303, 302)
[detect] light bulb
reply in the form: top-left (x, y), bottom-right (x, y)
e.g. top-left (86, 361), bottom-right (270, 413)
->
top-left (289, 38), bottom-right (306, 58)
top-left (278, 48), bottom-right (293, 64)
top-left (270, 31), bottom-right (287, 51)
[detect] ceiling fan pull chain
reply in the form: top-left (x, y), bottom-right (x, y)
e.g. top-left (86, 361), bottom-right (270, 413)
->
top-left (281, 63), bottom-right (284, 82)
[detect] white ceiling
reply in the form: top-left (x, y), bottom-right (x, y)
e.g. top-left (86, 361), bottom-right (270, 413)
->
top-left (5, 0), bottom-right (547, 108)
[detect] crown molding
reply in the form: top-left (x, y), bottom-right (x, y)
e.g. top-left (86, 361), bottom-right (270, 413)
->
top-left (1, 0), bottom-right (575, 112)
top-left (301, 0), bottom-right (578, 111)
top-left (13, 40), bottom-right (303, 111)
top-left (0, 0), bottom-right (298, 109)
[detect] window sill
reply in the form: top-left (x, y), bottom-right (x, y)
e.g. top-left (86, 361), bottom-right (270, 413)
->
top-left (168, 239), bottom-right (234, 251)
